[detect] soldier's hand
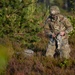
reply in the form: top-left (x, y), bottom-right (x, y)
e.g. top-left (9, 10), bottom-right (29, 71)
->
top-left (60, 31), bottom-right (65, 36)
top-left (52, 33), bottom-right (56, 38)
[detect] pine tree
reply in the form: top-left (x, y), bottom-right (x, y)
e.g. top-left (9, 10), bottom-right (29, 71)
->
top-left (0, 0), bottom-right (47, 49)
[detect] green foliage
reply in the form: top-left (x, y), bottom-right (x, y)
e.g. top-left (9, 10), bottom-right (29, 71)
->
top-left (57, 59), bottom-right (72, 68)
top-left (0, 37), bottom-right (14, 74)
top-left (0, 0), bottom-right (48, 49)
top-left (54, 0), bottom-right (64, 8)
top-left (69, 0), bottom-right (75, 12)
top-left (0, 45), bottom-right (9, 74)
top-left (0, 46), bottom-right (7, 73)
top-left (68, 16), bottom-right (75, 36)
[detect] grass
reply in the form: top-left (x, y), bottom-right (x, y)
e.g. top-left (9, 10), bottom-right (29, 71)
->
top-left (0, 45), bottom-right (9, 74)
top-left (0, 37), bottom-right (14, 74)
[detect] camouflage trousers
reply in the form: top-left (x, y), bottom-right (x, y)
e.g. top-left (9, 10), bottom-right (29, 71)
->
top-left (46, 34), bottom-right (71, 59)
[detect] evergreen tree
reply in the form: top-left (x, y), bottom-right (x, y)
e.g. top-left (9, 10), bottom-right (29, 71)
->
top-left (0, 0), bottom-right (47, 49)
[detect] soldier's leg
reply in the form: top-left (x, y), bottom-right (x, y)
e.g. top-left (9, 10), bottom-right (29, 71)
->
top-left (46, 40), bottom-right (55, 57)
top-left (56, 34), bottom-right (63, 58)
top-left (62, 39), bottom-right (71, 59)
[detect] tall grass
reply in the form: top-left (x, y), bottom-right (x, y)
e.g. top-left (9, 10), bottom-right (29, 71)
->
top-left (0, 37), bottom-right (14, 74)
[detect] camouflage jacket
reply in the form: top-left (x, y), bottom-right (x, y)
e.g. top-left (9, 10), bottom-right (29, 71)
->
top-left (45, 14), bottom-right (73, 35)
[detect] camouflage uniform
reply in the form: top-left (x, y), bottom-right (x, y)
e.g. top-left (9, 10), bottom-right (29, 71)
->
top-left (45, 6), bottom-right (73, 59)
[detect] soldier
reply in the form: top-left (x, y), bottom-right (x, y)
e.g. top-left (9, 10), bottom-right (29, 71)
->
top-left (44, 6), bottom-right (73, 59)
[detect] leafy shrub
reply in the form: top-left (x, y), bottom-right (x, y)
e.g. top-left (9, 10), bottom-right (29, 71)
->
top-left (67, 16), bottom-right (75, 36)
top-left (0, 0), bottom-right (48, 49)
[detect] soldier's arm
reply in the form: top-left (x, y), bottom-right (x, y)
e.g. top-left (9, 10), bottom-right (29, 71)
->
top-left (63, 17), bottom-right (73, 34)
top-left (44, 16), bottom-right (53, 36)
top-left (45, 16), bottom-right (51, 25)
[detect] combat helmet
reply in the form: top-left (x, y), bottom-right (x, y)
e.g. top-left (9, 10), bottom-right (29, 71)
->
top-left (50, 6), bottom-right (60, 15)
